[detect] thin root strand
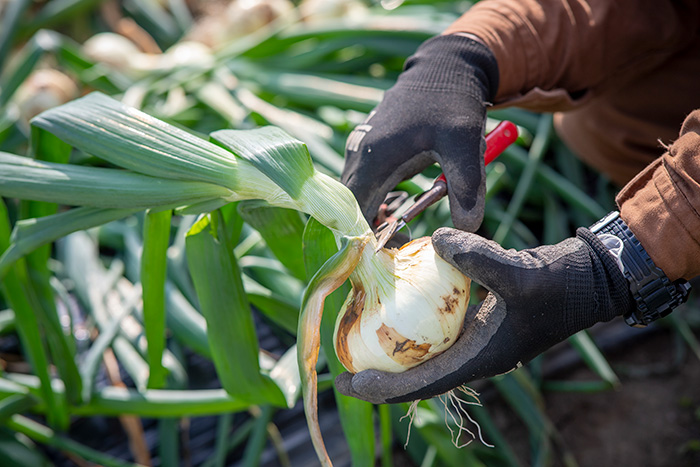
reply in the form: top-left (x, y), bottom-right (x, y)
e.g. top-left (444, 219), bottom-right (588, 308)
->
top-left (401, 385), bottom-right (493, 451)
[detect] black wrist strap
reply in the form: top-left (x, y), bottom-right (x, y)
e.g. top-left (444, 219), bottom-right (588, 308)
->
top-left (590, 212), bottom-right (691, 327)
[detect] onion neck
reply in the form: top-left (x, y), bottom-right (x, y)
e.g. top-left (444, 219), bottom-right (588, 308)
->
top-left (230, 168), bottom-right (397, 296)
top-left (348, 246), bottom-right (395, 303)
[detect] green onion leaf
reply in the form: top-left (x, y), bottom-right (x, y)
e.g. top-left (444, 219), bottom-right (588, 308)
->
top-left (142, 208), bottom-right (172, 389)
top-left (211, 126), bottom-right (314, 199)
top-left (186, 211), bottom-right (286, 406)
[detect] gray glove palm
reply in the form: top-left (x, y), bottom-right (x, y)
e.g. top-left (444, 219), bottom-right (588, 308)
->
top-left (335, 227), bottom-right (633, 404)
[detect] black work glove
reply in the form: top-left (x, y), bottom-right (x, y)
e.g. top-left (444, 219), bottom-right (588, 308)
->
top-left (341, 34), bottom-right (499, 231)
top-left (335, 227), bottom-right (633, 404)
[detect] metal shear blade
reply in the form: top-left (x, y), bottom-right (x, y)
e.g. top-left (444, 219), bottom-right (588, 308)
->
top-left (374, 218), bottom-right (405, 252)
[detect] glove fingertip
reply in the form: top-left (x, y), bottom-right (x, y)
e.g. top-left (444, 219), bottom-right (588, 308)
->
top-left (432, 229), bottom-right (510, 293)
top-left (347, 369), bottom-right (401, 405)
top-left (336, 370), bottom-right (399, 405)
top-left (449, 195), bottom-right (485, 233)
top-left (334, 372), bottom-right (358, 398)
top-left (431, 228), bottom-right (476, 259)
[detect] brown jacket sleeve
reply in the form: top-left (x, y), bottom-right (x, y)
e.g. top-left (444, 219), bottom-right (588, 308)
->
top-left (616, 111), bottom-right (700, 281)
top-left (444, 0), bottom-right (700, 280)
top-left (445, 0), bottom-right (700, 110)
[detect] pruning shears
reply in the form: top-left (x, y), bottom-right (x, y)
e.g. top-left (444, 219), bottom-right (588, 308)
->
top-left (374, 120), bottom-right (518, 251)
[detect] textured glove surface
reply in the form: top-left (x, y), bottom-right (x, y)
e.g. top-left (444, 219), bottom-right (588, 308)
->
top-left (341, 35), bottom-right (498, 231)
top-left (335, 227), bottom-right (632, 404)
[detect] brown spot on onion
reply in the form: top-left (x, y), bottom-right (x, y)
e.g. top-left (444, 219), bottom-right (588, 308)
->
top-left (376, 323), bottom-right (431, 366)
top-left (334, 286), bottom-right (366, 373)
top-left (440, 290), bottom-right (461, 314)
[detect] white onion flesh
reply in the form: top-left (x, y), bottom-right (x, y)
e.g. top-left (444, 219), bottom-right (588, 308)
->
top-left (334, 236), bottom-right (471, 373)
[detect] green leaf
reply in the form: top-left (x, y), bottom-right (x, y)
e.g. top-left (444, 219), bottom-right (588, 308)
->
top-left (241, 256), bottom-right (304, 303)
top-left (19, 0), bottom-right (105, 38)
top-left (209, 413), bottom-right (234, 467)
top-left (540, 380), bottom-right (614, 393)
top-left (0, 201), bottom-right (68, 430)
top-left (211, 126), bottom-right (314, 199)
top-left (238, 200), bottom-right (307, 281)
top-left (20, 270), bottom-right (81, 409)
top-left (204, 418), bottom-right (255, 467)
top-left (268, 346), bottom-right (301, 409)
top-left (59, 231), bottom-right (151, 392)
top-left (246, 286), bottom-right (300, 334)
top-left (0, 428), bottom-right (51, 467)
top-left (6, 415), bottom-right (142, 467)
top-left (492, 371), bottom-right (555, 463)
top-left (30, 123), bottom-right (71, 164)
top-left (54, 34), bottom-right (130, 93)
top-left (0, 394), bottom-right (37, 422)
top-left (165, 283), bottom-right (210, 358)
top-left (494, 115), bottom-right (552, 245)
top-left (668, 313), bottom-right (700, 363)
top-left (1, 24), bottom-right (52, 106)
top-left (230, 64), bottom-right (383, 111)
top-left (15, 111), bottom-right (87, 408)
top-left (568, 331), bottom-right (620, 388)
top-left (6, 372), bottom-right (255, 417)
top-left (391, 402), bottom-right (477, 467)
top-left (142, 209), bottom-right (172, 389)
top-left (168, 282), bottom-right (300, 400)
top-left (185, 211), bottom-right (285, 406)
top-left (12, 124), bottom-right (85, 409)
top-left (232, 87), bottom-right (345, 175)
top-left (80, 306), bottom-right (133, 403)
top-left (175, 198), bottom-right (230, 215)
top-left (0, 309), bottom-right (15, 336)
top-left (302, 217), bottom-right (375, 467)
top-left (242, 405), bottom-right (276, 467)
top-left (0, 207), bottom-right (139, 280)
top-left (123, 0), bottom-right (181, 46)
top-left (219, 201), bottom-right (244, 246)
top-left (0, 151), bottom-right (230, 209)
top-left (30, 92), bottom-right (239, 188)
top-left (500, 144), bottom-right (607, 220)
top-left (379, 404), bottom-right (393, 467)
top-left (158, 418), bottom-right (179, 467)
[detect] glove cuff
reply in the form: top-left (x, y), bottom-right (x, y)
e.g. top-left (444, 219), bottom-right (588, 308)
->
top-left (398, 34), bottom-right (499, 102)
top-left (574, 227), bottom-right (634, 328)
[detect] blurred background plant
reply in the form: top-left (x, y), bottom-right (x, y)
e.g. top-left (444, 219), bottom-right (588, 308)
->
top-left (0, 0), bottom-right (698, 466)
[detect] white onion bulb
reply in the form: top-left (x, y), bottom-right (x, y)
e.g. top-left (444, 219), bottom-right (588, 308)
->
top-left (14, 69), bottom-right (79, 123)
top-left (334, 236), bottom-right (471, 373)
top-left (83, 33), bottom-right (144, 71)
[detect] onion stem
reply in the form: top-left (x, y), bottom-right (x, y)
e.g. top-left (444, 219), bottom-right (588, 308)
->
top-left (297, 235), bottom-right (369, 467)
top-left (227, 165), bottom-right (396, 302)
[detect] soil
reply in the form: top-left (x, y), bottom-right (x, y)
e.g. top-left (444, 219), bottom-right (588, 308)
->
top-left (487, 321), bottom-right (700, 467)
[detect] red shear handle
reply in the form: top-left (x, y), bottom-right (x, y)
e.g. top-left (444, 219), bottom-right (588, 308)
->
top-left (435, 120), bottom-right (517, 184)
top-left (484, 120), bottom-right (518, 165)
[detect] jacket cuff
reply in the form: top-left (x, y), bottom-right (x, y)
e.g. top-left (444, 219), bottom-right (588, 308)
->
top-left (616, 111), bottom-right (700, 281)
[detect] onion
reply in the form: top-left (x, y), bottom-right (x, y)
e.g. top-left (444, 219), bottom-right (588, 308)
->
top-left (83, 33), bottom-right (145, 71)
top-left (186, 0), bottom-right (294, 46)
top-left (334, 236), bottom-right (471, 373)
top-left (299, 0), bottom-right (368, 22)
top-left (300, 234), bottom-right (471, 467)
top-left (14, 69), bottom-right (79, 124)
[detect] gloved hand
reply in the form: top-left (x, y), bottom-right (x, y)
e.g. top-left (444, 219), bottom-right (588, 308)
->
top-left (341, 34), bottom-right (499, 232)
top-left (335, 227), bottom-right (633, 404)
